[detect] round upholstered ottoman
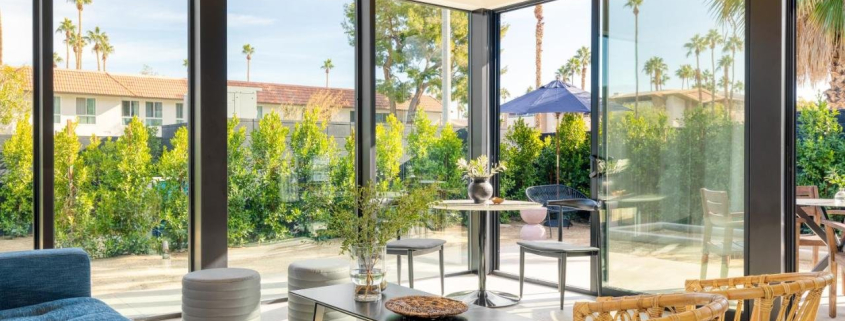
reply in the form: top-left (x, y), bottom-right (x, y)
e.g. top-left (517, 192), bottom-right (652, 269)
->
top-left (182, 268), bottom-right (261, 321)
top-left (288, 258), bottom-right (352, 321)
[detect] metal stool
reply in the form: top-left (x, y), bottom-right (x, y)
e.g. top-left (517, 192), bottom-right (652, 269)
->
top-left (386, 238), bottom-right (446, 295)
top-left (519, 198), bottom-right (602, 310)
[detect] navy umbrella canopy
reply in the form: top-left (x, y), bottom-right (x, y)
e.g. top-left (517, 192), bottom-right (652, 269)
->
top-left (501, 80), bottom-right (628, 114)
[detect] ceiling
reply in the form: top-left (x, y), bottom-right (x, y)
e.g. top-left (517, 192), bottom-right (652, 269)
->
top-left (410, 0), bottom-right (534, 10)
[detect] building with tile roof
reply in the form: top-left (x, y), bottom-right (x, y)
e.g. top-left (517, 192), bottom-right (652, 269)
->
top-left (16, 67), bottom-right (443, 137)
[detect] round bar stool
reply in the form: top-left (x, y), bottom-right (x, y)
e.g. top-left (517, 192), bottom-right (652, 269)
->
top-left (288, 258), bottom-right (352, 321)
top-left (182, 268), bottom-right (261, 321)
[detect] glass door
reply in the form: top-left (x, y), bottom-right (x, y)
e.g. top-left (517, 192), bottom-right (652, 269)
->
top-left (596, 0), bottom-right (746, 293)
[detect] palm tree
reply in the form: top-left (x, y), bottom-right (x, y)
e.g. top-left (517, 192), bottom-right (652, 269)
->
top-left (567, 57), bottom-right (581, 86)
top-left (723, 35), bottom-right (743, 103)
top-left (624, 0), bottom-right (643, 113)
top-left (705, 29), bottom-right (724, 107)
top-left (69, 0), bottom-right (93, 69)
top-left (242, 44), bottom-right (255, 82)
top-left (684, 34), bottom-right (707, 106)
top-left (676, 64), bottom-right (695, 89)
top-left (575, 46), bottom-right (591, 90)
top-left (701, 70), bottom-right (714, 93)
top-left (643, 57), bottom-right (668, 91)
top-left (53, 52), bottom-right (63, 68)
top-left (69, 33), bottom-right (88, 70)
top-left (56, 18), bottom-right (75, 69)
top-left (100, 41), bottom-right (113, 72)
top-left (534, 4), bottom-right (545, 130)
top-left (718, 55), bottom-right (733, 110)
top-left (556, 64), bottom-right (570, 82)
top-left (85, 27), bottom-right (106, 71)
top-left (321, 59), bottom-right (334, 88)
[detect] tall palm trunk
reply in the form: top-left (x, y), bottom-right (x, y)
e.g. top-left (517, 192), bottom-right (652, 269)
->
top-left (695, 54), bottom-right (702, 106)
top-left (325, 70), bottom-right (330, 88)
top-left (534, 4), bottom-right (545, 131)
top-left (723, 66), bottom-right (730, 116)
top-left (730, 47), bottom-right (736, 108)
top-left (94, 49), bottom-right (101, 71)
top-left (246, 58), bottom-right (251, 82)
top-left (710, 48), bottom-right (716, 107)
top-left (825, 50), bottom-right (845, 109)
top-left (633, 9), bottom-right (639, 114)
top-left (76, 5), bottom-right (83, 69)
top-left (103, 56), bottom-right (108, 72)
top-left (65, 31), bottom-right (71, 69)
top-left (580, 66), bottom-right (587, 90)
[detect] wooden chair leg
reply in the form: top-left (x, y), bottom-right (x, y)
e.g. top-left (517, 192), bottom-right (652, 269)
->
top-left (700, 252), bottom-right (709, 280)
top-left (812, 245), bottom-right (819, 267)
top-left (830, 261), bottom-right (838, 318)
top-left (719, 253), bottom-right (730, 279)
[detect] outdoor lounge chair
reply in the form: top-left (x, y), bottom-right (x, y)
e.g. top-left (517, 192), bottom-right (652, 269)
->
top-left (796, 185), bottom-right (825, 268)
top-left (699, 188), bottom-right (743, 279)
top-left (573, 293), bottom-right (728, 321)
top-left (685, 272), bottom-right (832, 321)
top-left (525, 184), bottom-right (589, 241)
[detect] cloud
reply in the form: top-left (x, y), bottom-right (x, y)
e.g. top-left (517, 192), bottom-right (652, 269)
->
top-left (227, 13), bottom-right (275, 27)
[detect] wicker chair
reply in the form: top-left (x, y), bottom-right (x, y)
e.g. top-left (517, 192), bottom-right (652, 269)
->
top-left (525, 185), bottom-right (589, 241)
top-left (573, 293), bottom-right (728, 321)
top-left (685, 272), bottom-right (833, 321)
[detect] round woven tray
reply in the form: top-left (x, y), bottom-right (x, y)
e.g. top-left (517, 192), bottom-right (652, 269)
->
top-left (384, 295), bottom-right (469, 318)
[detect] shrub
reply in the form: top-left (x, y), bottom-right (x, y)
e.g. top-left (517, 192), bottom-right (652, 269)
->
top-left (797, 98), bottom-right (845, 197)
top-left (500, 118), bottom-right (546, 201)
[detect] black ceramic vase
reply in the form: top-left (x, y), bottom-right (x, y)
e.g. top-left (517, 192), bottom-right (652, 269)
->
top-left (467, 177), bottom-right (493, 204)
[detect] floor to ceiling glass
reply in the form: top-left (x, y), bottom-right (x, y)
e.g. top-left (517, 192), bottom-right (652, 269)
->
top-left (373, 0), bottom-right (472, 288)
top-left (496, 0), bottom-right (595, 290)
top-left (0, 0), bottom-right (34, 254)
top-left (598, 0), bottom-right (746, 293)
top-left (225, 0), bottom-right (354, 302)
top-left (51, 0), bottom-right (189, 317)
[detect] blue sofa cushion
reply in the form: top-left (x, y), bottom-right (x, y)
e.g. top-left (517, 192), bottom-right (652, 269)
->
top-left (0, 297), bottom-right (128, 321)
top-left (0, 248), bottom-right (91, 310)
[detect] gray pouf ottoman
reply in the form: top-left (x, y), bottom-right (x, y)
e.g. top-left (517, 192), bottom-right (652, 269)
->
top-left (182, 268), bottom-right (261, 321)
top-left (288, 258), bottom-right (352, 321)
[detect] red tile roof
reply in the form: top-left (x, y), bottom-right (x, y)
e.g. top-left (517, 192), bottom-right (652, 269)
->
top-left (18, 67), bottom-right (442, 112)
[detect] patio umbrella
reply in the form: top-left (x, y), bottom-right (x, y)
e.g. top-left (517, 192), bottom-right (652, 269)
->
top-left (501, 80), bottom-right (629, 185)
top-left (500, 79), bottom-right (629, 115)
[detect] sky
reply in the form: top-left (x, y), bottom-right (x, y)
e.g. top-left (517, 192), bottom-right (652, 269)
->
top-left (0, 0), bottom-right (824, 102)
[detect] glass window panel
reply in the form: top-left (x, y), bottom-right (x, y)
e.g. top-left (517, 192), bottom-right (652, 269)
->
top-left (226, 0), bottom-right (354, 301)
top-left (54, 97), bottom-right (62, 123)
top-left (0, 0), bottom-right (34, 253)
top-left (375, 0), bottom-right (472, 283)
top-left (599, 0), bottom-right (746, 292)
top-left (53, 0), bottom-right (189, 317)
top-left (497, 0), bottom-right (595, 289)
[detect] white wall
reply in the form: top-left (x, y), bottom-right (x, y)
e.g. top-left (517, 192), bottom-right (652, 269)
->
top-left (54, 94), bottom-right (185, 137)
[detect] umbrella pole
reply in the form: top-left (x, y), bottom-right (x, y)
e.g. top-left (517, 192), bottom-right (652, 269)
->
top-left (555, 113), bottom-right (560, 185)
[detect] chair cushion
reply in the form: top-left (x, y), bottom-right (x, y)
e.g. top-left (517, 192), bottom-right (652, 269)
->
top-left (517, 241), bottom-right (599, 253)
top-left (287, 258), bottom-right (348, 282)
top-left (0, 297), bottom-right (128, 321)
top-left (387, 239), bottom-right (446, 250)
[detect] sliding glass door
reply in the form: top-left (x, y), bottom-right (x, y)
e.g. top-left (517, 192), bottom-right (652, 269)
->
top-left (597, 0), bottom-right (746, 293)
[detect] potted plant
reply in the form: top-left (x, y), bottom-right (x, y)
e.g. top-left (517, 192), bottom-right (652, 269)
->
top-left (330, 182), bottom-right (436, 302)
top-left (826, 168), bottom-right (845, 203)
top-left (457, 155), bottom-right (507, 204)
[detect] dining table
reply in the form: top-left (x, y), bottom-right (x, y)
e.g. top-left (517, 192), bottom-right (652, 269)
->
top-left (796, 198), bottom-right (845, 272)
top-left (430, 199), bottom-right (543, 308)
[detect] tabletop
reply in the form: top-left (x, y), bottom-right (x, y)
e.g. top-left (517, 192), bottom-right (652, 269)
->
top-left (290, 283), bottom-right (532, 321)
top-left (797, 198), bottom-right (845, 208)
top-left (429, 199), bottom-right (543, 211)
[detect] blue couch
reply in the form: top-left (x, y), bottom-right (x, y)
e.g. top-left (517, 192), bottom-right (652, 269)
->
top-left (0, 248), bottom-right (128, 321)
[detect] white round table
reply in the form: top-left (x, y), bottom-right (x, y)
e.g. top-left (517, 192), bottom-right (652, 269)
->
top-left (431, 199), bottom-right (543, 308)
